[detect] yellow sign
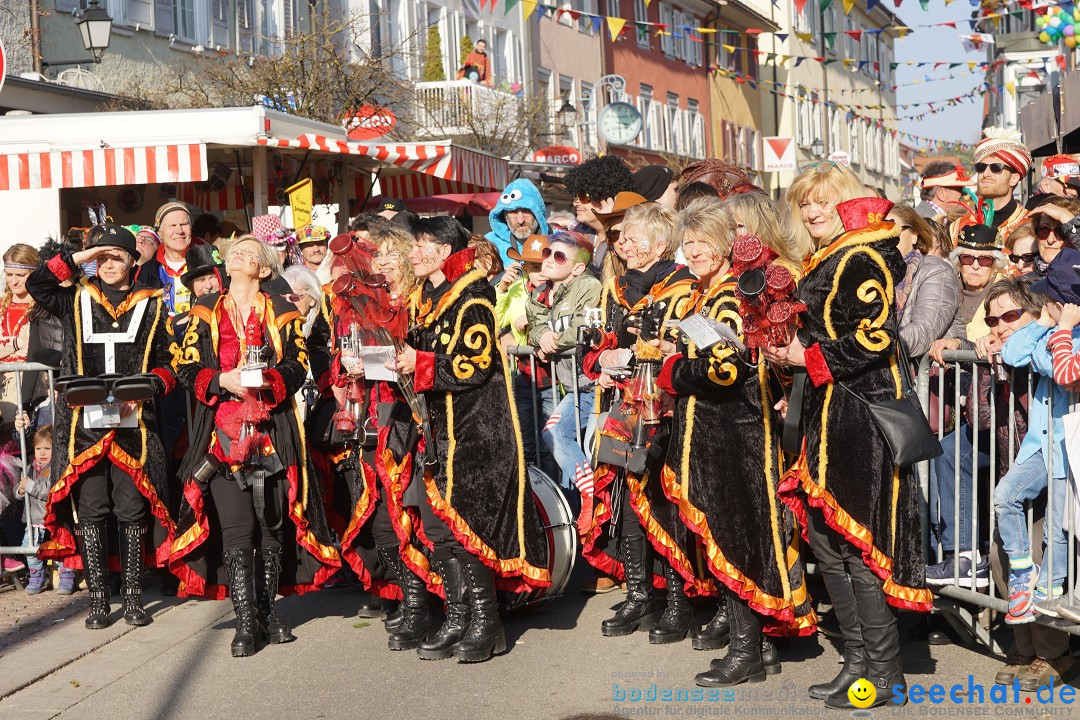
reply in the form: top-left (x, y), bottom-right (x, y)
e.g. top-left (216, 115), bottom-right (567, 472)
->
top-left (286, 178), bottom-right (313, 231)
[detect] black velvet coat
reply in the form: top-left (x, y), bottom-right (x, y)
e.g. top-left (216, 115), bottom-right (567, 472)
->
top-left (658, 277), bottom-right (815, 634)
top-left (28, 246), bottom-right (176, 570)
top-left (407, 257), bottom-right (549, 593)
top-left (779, 223), bottom-right (932, 612)
top-left (168, 292), bottom-right (340, 598)
top-left (580, 262), bottom-right (712, 594)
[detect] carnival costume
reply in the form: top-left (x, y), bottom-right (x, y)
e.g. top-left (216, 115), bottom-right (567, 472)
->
top-left (29, 228), bottom-right (177, 630)
top-left (169, 290), bottom-right (340, 656)
top-left (779, 198), bottom-right (932, 708)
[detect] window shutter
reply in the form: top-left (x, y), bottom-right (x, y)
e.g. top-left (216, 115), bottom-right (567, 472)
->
top-left (154, 0), bottom-right (175, 37)
top-left (127, 0), bottom-right (154, 29)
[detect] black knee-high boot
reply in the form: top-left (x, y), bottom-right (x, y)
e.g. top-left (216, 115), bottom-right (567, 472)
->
top-left (376, 546), bottom-right (404, 631)
top-left (649, 562), bottom-right (695, 644)
top-left (119, 522), bottom-right (150, 626)
top-left (418, 550), bottom-right (470, 660)
top-left (225, 548), bottom-right (262, 657)
top-left (693, 602), bottom-right (730, 650)
top-left (387, 555), bottom-right (434, 650)
top-left (810, 572), bottom-right (866, 700)
top-left (695, 593), bottom-right (766, 687)
top-left (451, 550), bottom-right (506, 662)
top-left (80, 521), bottom-right (110, 630)
top-left (826, 573), bottom-right (906, 709)
top-left (601, 533), bottom-right (663, 636)
top-left (256, 547), bottom-right (295, 644)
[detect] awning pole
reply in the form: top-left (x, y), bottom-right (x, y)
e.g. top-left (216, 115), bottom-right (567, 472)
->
top-left (235, 150), bottom-right (251, 229)
top-left (360, 167), bottom-right (381, 212)
top-left (253, 145), bottom-right (268, 216)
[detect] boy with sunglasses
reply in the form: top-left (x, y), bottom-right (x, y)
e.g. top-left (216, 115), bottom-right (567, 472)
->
top-left (527, 232), bottom-right (602, 510)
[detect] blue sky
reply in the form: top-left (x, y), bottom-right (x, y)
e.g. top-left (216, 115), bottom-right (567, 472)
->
top-left (894, 1), bottom-right (990, 145)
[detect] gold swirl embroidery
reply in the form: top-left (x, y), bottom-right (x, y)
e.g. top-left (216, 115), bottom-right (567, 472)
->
top-left (175, 316), bottom-right (202, 367)
top-left (707, 346), bottom-right (738, 386)
top-left (854, 278), bottom-right (891, 352)
top-left (451, 322), bottom-right (492, 380)
top-left (292, 319), bottom-right (310, 372)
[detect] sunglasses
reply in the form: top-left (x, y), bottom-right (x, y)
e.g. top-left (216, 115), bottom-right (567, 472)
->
top-left (958, 254), bottom-right (995, 268)
top-left (1035, 225), bottom-right (1061, 240)
top-left (984, 309), bottom-right (1025, 328)
top-left (974, 162), bottom-right (1008, 175)
top-left (541, 247), bottom-right (570, 264)
top-left (575, 192), bottom-right (593, 205)
top-left (283, 293), bottom-right (309, 304)
top-left (608, 228), bottom-right (622, 243)
top-left (1008, 251), bottom-right (1038, 264)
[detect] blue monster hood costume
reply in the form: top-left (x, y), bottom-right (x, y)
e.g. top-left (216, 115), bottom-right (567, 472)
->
top-left (485, 179), bottom-right (549, 267)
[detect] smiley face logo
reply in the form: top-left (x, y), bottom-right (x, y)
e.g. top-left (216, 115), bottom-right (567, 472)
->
top-left (847, 678), bottom-right (876, 709)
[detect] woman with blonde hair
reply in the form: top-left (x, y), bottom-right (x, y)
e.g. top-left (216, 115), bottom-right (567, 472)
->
top-left (657, 198), bottom-right (815, 687)
top-left (723, 191), bottom-right (809, 271)
top-left (581, 200), bottom-right (707, 642)
top-left (0, 244), bottom-right (39, 426)
top-left (765, 163), bottom-right (931, 709)
top-left (170, 234), bottom-right (340, 657)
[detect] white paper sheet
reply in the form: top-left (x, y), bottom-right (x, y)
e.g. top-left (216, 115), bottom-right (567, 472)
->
top-left (359, 345), bottom-right (399, 382)
top-left (678, 314), bottom-right (745, 351)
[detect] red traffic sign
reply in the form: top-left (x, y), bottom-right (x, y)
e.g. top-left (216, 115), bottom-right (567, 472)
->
top-left (533, 145), bottom-right (581, 165)
top-left (0, 39), bottom-right (6, 97)
top-left (343, 106), bottom-right (396, 141)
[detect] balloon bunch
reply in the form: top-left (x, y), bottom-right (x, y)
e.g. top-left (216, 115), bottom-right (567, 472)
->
top-left (1036, 7), bottom-right (1080, 48)
top-left (731, 235), bottom-right (806, 349)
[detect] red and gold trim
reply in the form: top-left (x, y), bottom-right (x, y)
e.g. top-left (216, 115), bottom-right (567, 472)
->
top-left (779, 456), bottom-right (933, 612)
top-left (47, 254), bottom-right (73, 282)
top-left (264, 368), bottom-right (288, 407)
top-left (413, 350), bottom-right (436, 394)
top-left (804, 344), bottom-right (834, 387)
top-left (378, 441), bottom-right (442, 597)
top-left (423, 467), bottom-right (551, 593)
top-left (151, 367), bottom-right (176, 396)
top-left (193, 367), bottom-right (219, 406)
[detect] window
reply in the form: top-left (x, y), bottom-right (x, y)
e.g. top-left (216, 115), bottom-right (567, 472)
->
top-left (667, 92), bottom-right (681, 154)
top-left (828, 107), bottom-right (841, 156)
top-left (175, 0), bottom-right (196, 41)
top-left (635, 0), bottom-right (650, 49)
top-left (559, 75), bottom-right (574, 145)
top-left (796, 90), bottom-right (811, 147)
top-left (823, 5), bottom-right (836, 53)
top-left (851, 123), bottom-right (862, 166)
top-left (578, 0), bottom-right (597, 34)
top-left (237, 0), bottom-right (254, 52)
top-left (844, 17), bottom-right (856, 58)
top-left (739, 127), bottom-right (759, 170)
top-left (794, 3), bottom-right (817, 37)
top-left (687, 99), bottom-right (704, 158)
top-left (580, 81), bottom-right (595, 149)
top-left (537, 68), bottom-right (553, 137)
top-left (746, 36), bottom-right (758, 78)
top-left (660, 4), bottom-right (674, 56)
top-left (639, 84), bottom-right (654, 150)
top-left (283, 0), bottom-right (302, 35)
top-left (811, 93), bottom-right (821, 146)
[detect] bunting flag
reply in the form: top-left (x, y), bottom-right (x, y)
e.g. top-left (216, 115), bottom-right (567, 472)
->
top-left (523, 0), bottom-right (537, 20)
top-left (824, 32), bottom-right (837, 50)
top-left (867, 0), bottom-right (880, 11)
top-left (821, 0), bottom-right (833, 11)
top-left (842, 0), bottom-right (856, 13)
top-left (504, 0), bottom-right (518, 13)
top-left (793, 0), bottom-right (809, 12)
top-left (606, 16), bottom-right (626, 42)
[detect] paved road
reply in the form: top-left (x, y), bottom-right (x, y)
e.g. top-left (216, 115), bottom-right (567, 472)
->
top-left (0, 571), bottom-right (1078, 720)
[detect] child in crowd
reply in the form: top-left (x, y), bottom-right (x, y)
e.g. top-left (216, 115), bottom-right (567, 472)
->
top-left (17, 425), bottom-right (73, 594)
top-left (526, 231), bottom-right (602, 511)
top-left (996, 249), bottom-right (1079, 624)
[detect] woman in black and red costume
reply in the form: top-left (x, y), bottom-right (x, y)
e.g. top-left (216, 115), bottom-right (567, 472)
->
top-left (764, 164), bottom-right (932, 710)
top-left (28, 225), bottom-right (177, 630)
top-left (307, 222), bottom-right (438, 637)
top-left (653, 198), bottom-right (816, 689)
top-left (169, 235), bottom-right (340, 658)
top-left (579, 198), bottom-right (711, 642)
top-left (392, 216), bottom-right (550, 663)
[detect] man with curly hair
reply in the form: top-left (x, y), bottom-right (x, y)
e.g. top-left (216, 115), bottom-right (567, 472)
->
top-left (563, 155), bottom-right (635, 272)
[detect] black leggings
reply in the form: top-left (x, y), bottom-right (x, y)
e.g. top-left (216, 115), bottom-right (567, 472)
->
top-left (806, 505), bottom-right (878, 587)
top-left (371, 497), bottom-right (397, 549)
top-left (418, 493), bottom-right (464, 553)
top-left (208, 472), bottom-right (284, 552)
top-left (74, 460), bottom-right (146, 525)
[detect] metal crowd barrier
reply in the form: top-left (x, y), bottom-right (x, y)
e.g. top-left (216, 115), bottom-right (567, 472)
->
top-left (916, 349), bottom-right (1080, 650)
top-left (504, 346), bottom-right (586, 465)
top-left (0, 362), bottom-right (58, 590)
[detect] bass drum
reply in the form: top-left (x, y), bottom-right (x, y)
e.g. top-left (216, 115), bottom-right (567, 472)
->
top-left (498, 465), bottom-right (578, 612)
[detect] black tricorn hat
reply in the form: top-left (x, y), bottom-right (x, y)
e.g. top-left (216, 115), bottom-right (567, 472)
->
top-left (88, 224), bottom-right (139, 259)
top-left (181, 244), bottom-right (224, 287)
top-left (956, 224), bottom-right (1000, 252)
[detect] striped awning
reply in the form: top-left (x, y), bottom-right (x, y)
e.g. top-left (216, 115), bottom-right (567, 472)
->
top-left (255, 135), bottom-right (509, 197)
top-left (0, 144), bottom-right (207, 192)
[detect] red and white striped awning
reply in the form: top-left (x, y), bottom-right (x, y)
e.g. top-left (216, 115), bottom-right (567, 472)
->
top-left (255, 135), bottom-right (509, 197)
top-left (0, 144), bottom-right (207, 192)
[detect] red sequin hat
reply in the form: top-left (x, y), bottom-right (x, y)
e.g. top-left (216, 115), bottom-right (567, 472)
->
top-left (836, 198), bottom-right (895, 233)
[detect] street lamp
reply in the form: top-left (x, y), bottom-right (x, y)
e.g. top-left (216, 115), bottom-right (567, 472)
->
top-left (810, 138), bottom-right (825, 159)
top-left (558, 99), bottom-right (577, 129)
top-left (42, 0), bottom-right (113, 70)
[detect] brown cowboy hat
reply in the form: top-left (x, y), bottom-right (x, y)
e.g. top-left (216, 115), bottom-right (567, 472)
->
top-left (507, 234), bottom-right (549, 263)
top-left (592, 191), bottom-right (649, 231)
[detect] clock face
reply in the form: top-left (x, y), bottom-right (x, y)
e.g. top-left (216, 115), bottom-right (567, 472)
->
top-left (598, 102), bottom-right (643, 146)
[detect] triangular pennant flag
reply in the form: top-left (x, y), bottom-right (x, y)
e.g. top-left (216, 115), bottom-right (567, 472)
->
top-left (592, 16), bottom-right (603, 33)
top-left (820, 0), bottom-right (833, 11)
top-left (824, 32), bottom-right (837, 50)
top-left (867, 0), bottom-right (880, 9)
top-left (795, 31), bottom-right (813, 43)
top-left (918, 0), bottom-right (928, 9)
top-left (522, 0), bottom-right (537, 20)
top-left (775, 33), bottom-right (788, 42)
top-left (606, 16), bottom-right (627, 42)
top-left (842, 0), bottom-right (855, 13)
top-left (896, 27), bottom-right (909, 38)
top-left (795, 56), bottom-right (806, 67)
top-left (793, 0), bottom-right (809, 12)
top-left (844, 30), bottom-right (863, 40)
top-left (504, 0), bottom-right (519, 13)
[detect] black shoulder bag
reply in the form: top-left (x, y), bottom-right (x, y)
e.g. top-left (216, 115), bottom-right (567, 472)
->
top-left (838, 343), bottom-right (942, 468)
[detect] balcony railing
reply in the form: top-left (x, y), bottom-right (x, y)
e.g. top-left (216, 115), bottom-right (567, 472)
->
top-left (411, 80), bottom-right (521, 138)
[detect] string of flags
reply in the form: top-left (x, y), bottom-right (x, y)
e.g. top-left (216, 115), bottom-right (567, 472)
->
top-left (493, 0), bottom-right (1049, 44)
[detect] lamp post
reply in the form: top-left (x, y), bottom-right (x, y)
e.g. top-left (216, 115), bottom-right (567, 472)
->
top-left (810, 137), bottom-right (825, 159)
top-left (42, 0), bottom-right (113, 70)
